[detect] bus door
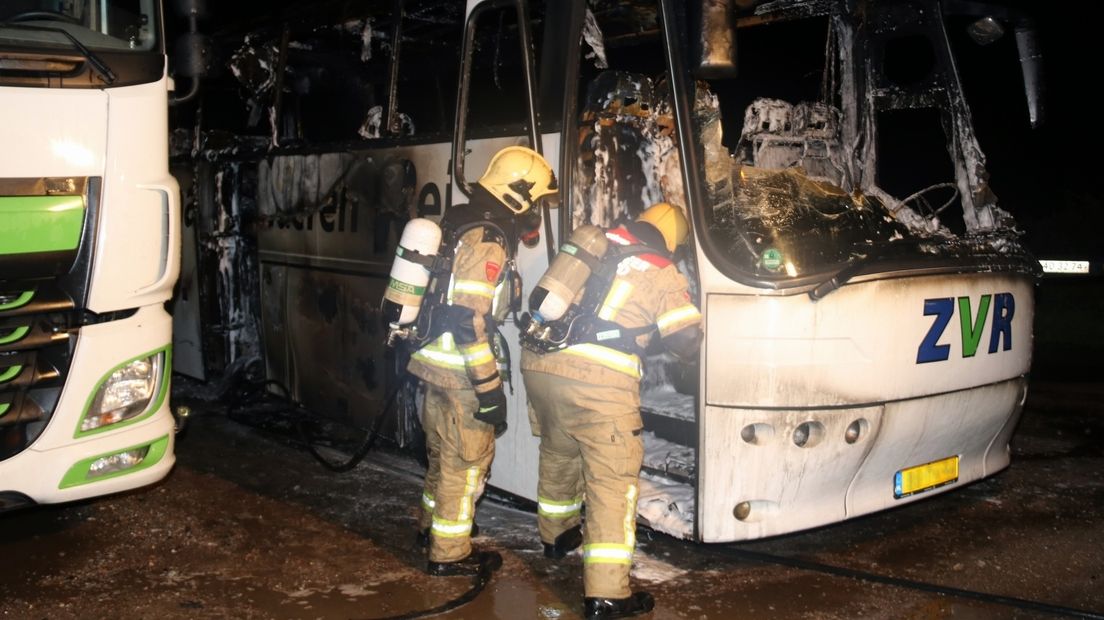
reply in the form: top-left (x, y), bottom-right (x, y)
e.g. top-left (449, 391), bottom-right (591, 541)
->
top-left (450, 0), bottom-right (562, 499)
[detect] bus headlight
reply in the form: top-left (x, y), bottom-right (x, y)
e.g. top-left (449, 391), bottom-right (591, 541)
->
top-left (80, 351), bottom-right (166, 433)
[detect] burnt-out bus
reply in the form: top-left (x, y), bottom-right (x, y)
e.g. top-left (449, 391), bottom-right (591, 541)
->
top-left (180, 0), bottom-right (1042, 542)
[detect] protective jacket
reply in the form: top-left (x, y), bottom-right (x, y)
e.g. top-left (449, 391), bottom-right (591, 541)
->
top-left (520, 225), bottom-right (701, 392)
top-left (522, 223), bottom-right (701, 599)
top-left (407, 224), bottom-right (506, 392)
top-left (408, 190), bottom-right (521, 563)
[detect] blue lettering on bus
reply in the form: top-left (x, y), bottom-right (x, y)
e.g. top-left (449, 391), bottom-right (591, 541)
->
top-left (988, 292), bottom-right (1015, 354)
top-left (917, 298), bottom-right (954, 363)
top-left (916, 293), bottom-right (1015, 364)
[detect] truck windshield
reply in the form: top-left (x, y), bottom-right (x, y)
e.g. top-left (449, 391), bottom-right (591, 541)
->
top-left (0, 0), bottom-right (159, 53)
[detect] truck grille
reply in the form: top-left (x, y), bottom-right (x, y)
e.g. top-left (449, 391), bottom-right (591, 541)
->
top-left (0, 177), bottom-right (97, 462)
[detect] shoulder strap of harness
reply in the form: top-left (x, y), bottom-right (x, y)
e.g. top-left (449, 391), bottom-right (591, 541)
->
top-left (576, 243), bottom-right (652, 315)
top-left (412, 203), bottom-right (519, 347)
top-left (521, 242), bottom-right (662, 356)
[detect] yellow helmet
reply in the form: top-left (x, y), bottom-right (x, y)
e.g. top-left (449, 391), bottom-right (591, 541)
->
top-left (477, 146), bottom-right (557, 214)
top-left (637, 202), bottom-right (689, 253)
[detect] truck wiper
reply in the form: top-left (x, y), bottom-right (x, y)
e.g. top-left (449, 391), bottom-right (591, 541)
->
top-left (0, 22), bottom-right (116, 84)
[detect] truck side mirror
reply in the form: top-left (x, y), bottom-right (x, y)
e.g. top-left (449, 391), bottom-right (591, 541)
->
top-left (172, 0), bottom-right (208, 20)
top-left (1014, 23), bottom-right (1045, 128)
top-left (966, 14), bottom-right (1044, 129)
top-left (169, 0), bottom-right (209, 104)
top-left (173, 31), bottom-right (211, 79)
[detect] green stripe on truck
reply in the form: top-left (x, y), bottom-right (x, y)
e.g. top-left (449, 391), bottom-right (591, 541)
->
top-left (58, 435), bottom-right (170, 489)
top-left (0, 325), bottom-right (30, 345)
top-left (0, 195), bottom-right (85, 255)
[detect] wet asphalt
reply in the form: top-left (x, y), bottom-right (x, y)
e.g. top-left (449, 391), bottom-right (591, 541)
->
top-left (1, 378), bottom-right (1102, 619)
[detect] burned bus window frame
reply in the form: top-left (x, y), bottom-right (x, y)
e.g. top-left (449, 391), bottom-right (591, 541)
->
top-left (679, 12), bottom-right (909, 286)
top-left (291, 28), bottom-right (391, 144)
top-left (389, 0), bottom-right (463, 140)
top-left (452, 0), bottom-right (545, 195)
top-left (565, 2), bottom-right (677, 231)
top-left (663, 1), bottom-right (1037, 291)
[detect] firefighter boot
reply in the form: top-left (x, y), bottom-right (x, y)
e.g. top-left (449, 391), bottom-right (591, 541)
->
top-left (584, 591), bottom-right (655, 618)
top-left (426, 550), bottom-right (503, 577)
top-left (417, 522), bottom-right (479, 549)
top-left (543, 524), bottom-right (583, 559)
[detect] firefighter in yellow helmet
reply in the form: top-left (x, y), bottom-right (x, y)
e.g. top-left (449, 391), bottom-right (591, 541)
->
top-left (521, 202), bottom-right (701, 618)
top-left (409, 146), bottom-right (556, 576)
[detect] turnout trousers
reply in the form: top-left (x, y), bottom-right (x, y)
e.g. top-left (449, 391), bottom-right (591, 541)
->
top-left (524, 370), bottom-right (644, 599)
top-left (417, 383), bottom-right (494, 563)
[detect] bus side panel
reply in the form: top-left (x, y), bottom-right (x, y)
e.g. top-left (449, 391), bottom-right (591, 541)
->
top-left (256, 143), bottom-right (452, 430)
top-left (254, 135), bottom-right (556, 506)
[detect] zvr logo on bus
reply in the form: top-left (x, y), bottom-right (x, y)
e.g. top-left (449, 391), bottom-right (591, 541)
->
top-left (917, 293), bottom-right (1015, 364)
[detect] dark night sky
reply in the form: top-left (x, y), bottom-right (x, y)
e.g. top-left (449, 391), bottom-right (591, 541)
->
top-left (965, 2), bottom-right (1104, 258)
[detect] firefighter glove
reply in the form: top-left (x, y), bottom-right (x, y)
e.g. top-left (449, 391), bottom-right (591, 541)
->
top-left (475, 387), bottom-right (508, 437)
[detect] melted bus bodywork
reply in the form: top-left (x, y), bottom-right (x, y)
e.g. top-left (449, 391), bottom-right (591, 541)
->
top-left (179, 0), bottom-right (1039, 542)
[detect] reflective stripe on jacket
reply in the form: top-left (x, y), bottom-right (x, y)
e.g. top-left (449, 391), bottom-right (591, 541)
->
top-left (410, 225), bottom-right (507, 390)
top-left (521, 227), bottom-right (701, 391)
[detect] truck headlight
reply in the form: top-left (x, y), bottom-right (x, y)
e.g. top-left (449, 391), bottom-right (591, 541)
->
top-left (80, 351), bottom-right (167, 433)
top-left (88, 445), bottom-right (151, 478)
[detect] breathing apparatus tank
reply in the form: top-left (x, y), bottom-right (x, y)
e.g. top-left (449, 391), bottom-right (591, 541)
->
top-left (382, 218), bottom-right (442, 327)
top-left (528, 225), bottom-right (609, 322)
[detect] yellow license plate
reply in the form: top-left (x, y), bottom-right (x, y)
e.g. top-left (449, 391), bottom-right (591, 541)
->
top-left (894, 455), bottom-right (959, 499)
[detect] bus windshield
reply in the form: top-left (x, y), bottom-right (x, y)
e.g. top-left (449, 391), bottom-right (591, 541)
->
top-left (0, 0), bottom-right (159, 53)
top-left (687, 4), bottom-right (1031, 283)
top-left (704, 158), bottom-right (911, 279)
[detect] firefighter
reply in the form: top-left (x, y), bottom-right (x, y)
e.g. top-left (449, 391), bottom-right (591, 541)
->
top-left (521, 203), bottom-right (702, 618)
top-left (408, 146), bottom-right (556, 576)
